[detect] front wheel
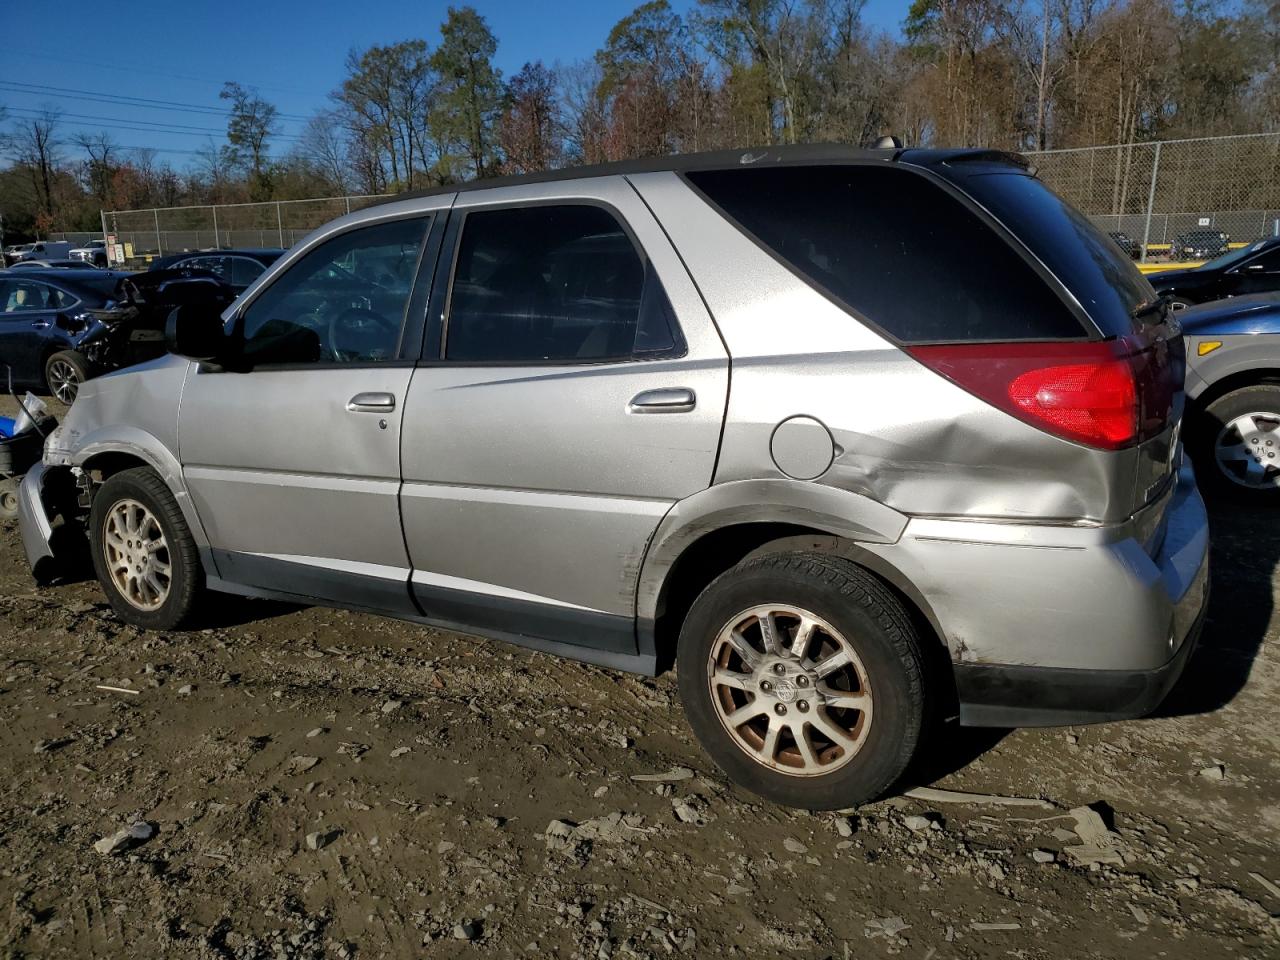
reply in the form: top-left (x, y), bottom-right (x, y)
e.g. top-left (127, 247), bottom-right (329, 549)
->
top-left (677, 553), bottom-right (925, 810)
top-left (1191, 384), bottom-right (1280, 504)
top-left (89, 467), bottom-right (202, 629)
top-left (44, 350), bottom-right (90, 404)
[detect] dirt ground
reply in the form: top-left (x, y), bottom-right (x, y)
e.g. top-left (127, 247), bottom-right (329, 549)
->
top-left (0, 399), bottom-right (1277, 959)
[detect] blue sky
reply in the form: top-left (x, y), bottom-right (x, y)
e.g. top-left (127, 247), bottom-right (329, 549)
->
top-left (1, 0), bottom-right (908, 165)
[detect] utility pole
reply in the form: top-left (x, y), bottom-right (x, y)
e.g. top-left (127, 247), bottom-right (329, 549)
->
top-left (0, 211), bottom-right (6, 262)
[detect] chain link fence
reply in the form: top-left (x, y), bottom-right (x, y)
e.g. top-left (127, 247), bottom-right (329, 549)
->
top-left (1026, 131), bottom-right (1280, 261)
top-left (85, 195), bottom-right (392, 264)
top-left (80, 131), bottom-right (1280, 266)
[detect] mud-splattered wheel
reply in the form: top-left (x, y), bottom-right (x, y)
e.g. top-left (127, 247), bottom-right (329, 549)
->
top-left (89, 466), bottom-right (202, 629)
top-left (707, 605), bottom-right (874, 776)
top-left (678, 553), bottom-right (925, 810)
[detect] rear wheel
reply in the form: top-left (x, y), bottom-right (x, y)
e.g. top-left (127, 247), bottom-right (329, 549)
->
top-left (677, 553), bottom-right (925, 810)
top-left (44, 350), bottom-right (90, 404)
top-left (1192, 384), bottom-right (1280, 504)
top-left (89, 467), bottom-right (202, 629)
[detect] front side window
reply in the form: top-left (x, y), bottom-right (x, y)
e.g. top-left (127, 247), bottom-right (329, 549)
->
top-left (445, 204), bottom-right (680, 363)
top-left (237, 217), bottom-right (429, 365)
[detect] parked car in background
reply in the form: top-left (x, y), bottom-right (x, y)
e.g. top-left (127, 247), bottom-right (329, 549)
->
top-left (1181, 292), bottom-right (1280, 502)
top-left (3, 244), bottom-right (33, 266)
top-left (1107, 230), bottom-right (1139, 259)
top-left (1172, 229), bottom-right (1230, 262)
top-left (9, 259), bottom-right (108, 271)
top-left (7, 241), bottom-right (73, 264)
top-left (17, 146), bottom-right (1206, 810)
top-left (0, 267), bottom-right (234, 402)
top-left (69, 239), bottom-right (109, 267)
top-left (1149, 236), bottom-right (1280, 308)
top-left (148, 248), bottom-right (284, 294)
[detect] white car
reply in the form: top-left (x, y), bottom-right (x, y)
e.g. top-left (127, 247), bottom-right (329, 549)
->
top-left (69, 239), bottom-right (109, 267)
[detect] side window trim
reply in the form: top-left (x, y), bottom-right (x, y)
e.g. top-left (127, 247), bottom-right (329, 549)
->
top-left (433, 198), bottom-right (685, 367)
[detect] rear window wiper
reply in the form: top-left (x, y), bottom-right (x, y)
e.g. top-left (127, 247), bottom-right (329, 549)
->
top-left (1131, 293), bottom-right (1173, 321)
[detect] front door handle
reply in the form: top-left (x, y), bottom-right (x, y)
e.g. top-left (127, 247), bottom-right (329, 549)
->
top-left (30, 320), bottom-right (50, 329)
top-left (628, 387), bottom-right (696, 414)
top-left (346, 392), bottom-right (396, 413)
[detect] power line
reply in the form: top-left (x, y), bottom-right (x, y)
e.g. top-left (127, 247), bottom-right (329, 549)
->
top-left (5, 105), bottom-right (308, 141)
top-left (4, 49), bottom-right (327, 99)
top-left (0, 81), bottom-right (315, 122)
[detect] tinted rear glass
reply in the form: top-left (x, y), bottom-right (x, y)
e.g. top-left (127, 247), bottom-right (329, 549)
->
top-left (686, 165), bottom-right (1086, 343)
top-left (952, 170), bottom-right (1154, 337)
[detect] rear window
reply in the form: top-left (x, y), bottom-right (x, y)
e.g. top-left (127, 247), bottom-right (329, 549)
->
top-left (686, 165), bottom-right (1086, 342)
top-left (953, 171), bottom-right (1155, 337)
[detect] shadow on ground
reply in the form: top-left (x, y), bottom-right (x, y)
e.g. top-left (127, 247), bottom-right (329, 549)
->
top-left (1155, 503), bottom-right (1276, 717)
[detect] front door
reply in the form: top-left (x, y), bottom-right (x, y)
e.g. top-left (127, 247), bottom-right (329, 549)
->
top-left (1230, 247), bottom-right (1280, 296)
top-left (399, 181), bottom-right (729, 655)
top-left (178, 211), bottom-right (442, 613)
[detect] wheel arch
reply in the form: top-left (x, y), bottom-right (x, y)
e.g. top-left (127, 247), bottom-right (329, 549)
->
top-left (70, 430), bottom-right (211, 551)
top-left (1188, 366), bottom-right (1280, 416)
top-left (638, 480), bottom-right (953, 694)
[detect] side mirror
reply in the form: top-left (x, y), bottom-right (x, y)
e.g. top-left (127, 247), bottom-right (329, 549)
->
top-left (165, 302), bottom-right (230, 363)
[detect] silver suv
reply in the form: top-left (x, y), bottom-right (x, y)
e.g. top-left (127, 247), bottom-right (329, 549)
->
top-left (17, 146), bottom-right (1209, 809)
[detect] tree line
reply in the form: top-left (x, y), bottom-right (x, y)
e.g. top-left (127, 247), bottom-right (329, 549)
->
top-left (2, 0), bottom-right (1278, 239)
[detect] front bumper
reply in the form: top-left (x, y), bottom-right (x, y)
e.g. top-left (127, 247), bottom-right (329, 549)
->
top-left (17, 462), bottom-right (58, 580)
top-left (865, 459), bottom-right (1211, 727)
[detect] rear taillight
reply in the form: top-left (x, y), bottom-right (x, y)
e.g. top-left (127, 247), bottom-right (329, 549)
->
top-left (907, 336), bottom-right (1176, 450)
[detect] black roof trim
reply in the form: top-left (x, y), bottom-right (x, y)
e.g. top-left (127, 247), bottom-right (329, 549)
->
top-left (372, 143), bottom-right (1031, 207)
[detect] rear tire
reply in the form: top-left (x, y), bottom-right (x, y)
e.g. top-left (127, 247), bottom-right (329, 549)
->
top-left (676, 552), bottom-right (925, 810)
top-left (89, 467), bottom-right (202, 629)
top-left (1191, 384), bottom-right (1280, 504)
top-left (44, 350), bottom-right (90, 405)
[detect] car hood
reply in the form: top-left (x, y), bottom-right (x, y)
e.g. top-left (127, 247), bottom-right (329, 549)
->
top-left (1178, 293), bottom-right (1280, 336)
top-left (1148, 268), bottom-right (1211, 290)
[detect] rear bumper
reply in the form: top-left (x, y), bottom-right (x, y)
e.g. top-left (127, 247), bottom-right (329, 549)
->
top-left (864, 458), bottom-right (1211, 727)
top-left (953, 585), bottom-right (1205, 726)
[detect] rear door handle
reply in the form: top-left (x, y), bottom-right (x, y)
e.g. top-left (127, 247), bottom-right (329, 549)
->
top-left (30, 320), bottom-right (50, 329)
top-left (346, 392), bottom-right (396, 413)
top-left (628, 388), bottom-right (696, 414)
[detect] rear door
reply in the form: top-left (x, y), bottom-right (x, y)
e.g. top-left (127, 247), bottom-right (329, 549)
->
top-left (399, 178), bottom-right (728, 655)
top-left (0, 279), bottom-right (62, 386)
top-left (178, 207), bottom-right (447, 612)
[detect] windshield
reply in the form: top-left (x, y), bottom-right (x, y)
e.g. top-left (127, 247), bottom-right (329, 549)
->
top-left (952, 170), bottom-right (1155, 337)
top-left (1202, 240), bottom-right (1267, 271)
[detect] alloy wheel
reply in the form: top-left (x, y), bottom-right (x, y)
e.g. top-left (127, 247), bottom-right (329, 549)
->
top-left (48, 359), bottom-right (80, 404)
top-left (706, 604), bottom-right (873, 777)
top-left (103, 499), bottom-right (172, 611)
top-left (1214, 412), bottom-right (1280, 489)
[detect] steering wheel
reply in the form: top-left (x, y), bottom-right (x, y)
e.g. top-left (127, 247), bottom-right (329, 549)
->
top-left (327, 307), bottom-right (397, 362)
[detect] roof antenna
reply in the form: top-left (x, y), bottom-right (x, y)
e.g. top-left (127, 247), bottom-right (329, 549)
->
top-left (873, 135), bottom-right (903, 149)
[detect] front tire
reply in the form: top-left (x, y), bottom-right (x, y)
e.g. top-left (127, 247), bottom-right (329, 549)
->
top-left (1191, 384), bottom-right (1280, 504)
top-left (89, 467), bottom-right (202, 629)
top-left (44, 350), bottom-right (90, 404)
top-left (677, 553), bottom-right (925, 810)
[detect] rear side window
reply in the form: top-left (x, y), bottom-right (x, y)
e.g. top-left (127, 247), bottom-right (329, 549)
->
top-left (445, 204), bottom-right (681, 363)
top-left (686, 165), bottom-right (1085, 342)
top-left (955, 171), bottom-right (1156, 337)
